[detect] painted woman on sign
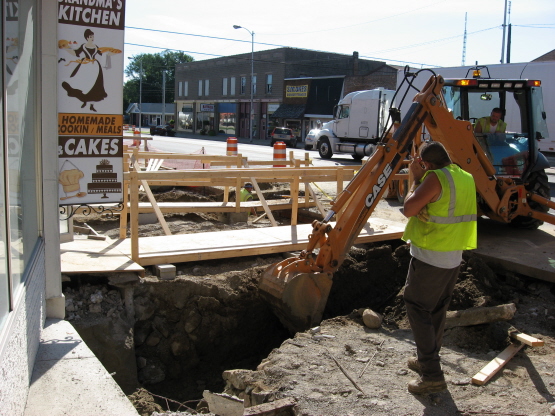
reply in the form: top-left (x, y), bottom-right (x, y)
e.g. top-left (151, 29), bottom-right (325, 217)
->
top-left (60, 29), bottom-right (119, 112)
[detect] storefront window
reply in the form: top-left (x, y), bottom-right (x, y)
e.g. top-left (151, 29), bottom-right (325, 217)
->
top-left (197, 112), bottom-right (214, 132)
top-left (218, 103), bottom-right (236, 135)
top-left (178, 106), bottom-right (194, 132)
top-left (2, 0), bottom-right (40, 327)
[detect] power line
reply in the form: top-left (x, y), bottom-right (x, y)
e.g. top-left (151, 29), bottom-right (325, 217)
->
top-left (124, 25), bottom-right (447, 67)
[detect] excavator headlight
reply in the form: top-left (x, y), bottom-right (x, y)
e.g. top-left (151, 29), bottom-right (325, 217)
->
top-left (514, 83), bottom-right (524, 88)
top-left (503, 83), bottom-right (513, 88)
top-left (491, 83), bottom-right (501, 88)
top-left (527, 80), bottom-right (541, 87)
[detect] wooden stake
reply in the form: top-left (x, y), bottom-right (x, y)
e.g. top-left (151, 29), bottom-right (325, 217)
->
top-left (509, 331), bottom-right (544, 347)
top-left (472, 343), bottom-right (524, 386)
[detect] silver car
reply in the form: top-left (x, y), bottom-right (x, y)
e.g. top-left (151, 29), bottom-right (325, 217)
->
top-left (304, 129), bottom-right (318, 150)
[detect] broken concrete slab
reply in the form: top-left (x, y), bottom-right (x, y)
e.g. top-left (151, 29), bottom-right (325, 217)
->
top-left (243, 397), bottom-right (297, 416)
top-left (203, 391), bottom-right (244, 416)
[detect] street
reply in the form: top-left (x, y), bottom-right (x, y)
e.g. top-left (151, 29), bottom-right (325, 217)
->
top-left (140, 134), bottom-right (363, 168)
top-left (138, 133), bottom-right (555, 208)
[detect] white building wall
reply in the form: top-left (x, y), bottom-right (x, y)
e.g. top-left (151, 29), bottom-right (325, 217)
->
top-left (0, 247), bottom-right (45, 416)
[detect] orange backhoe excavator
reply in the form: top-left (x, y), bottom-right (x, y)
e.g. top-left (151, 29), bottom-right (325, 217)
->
top-left (259, 70), bottom-right (555, 333)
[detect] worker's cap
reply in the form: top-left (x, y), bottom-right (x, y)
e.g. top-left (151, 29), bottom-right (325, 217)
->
top-left (244, 182), bottom-right (253, 188)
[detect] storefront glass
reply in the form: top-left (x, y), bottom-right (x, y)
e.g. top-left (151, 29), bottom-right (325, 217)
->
top-left (2, 0), bottom-right (40, 327)
top-left (178, 105), bottom-right (194, 132)
top-left (218, 103), bottom-right (236, 135)
top-left (197, 104), bottom-right (215, 133)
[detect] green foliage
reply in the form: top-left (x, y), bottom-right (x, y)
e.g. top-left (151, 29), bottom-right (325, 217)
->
top-left (208, 130), bottom-right (216, 136)
top-left (123, 50), bottom-right (194, 112)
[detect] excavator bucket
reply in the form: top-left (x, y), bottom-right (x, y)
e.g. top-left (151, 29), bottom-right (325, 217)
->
top-left (258, 258), bottom-right (333, 333)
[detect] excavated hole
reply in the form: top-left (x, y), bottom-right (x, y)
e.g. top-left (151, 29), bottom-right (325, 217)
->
top-left (66, 184), bottom-right (543, 413)
top-left (62, 242), bottom-right (526, 413)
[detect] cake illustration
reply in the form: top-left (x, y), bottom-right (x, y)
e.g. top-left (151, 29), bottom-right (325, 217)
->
top-left (87, 159), bottom-right (122, 198)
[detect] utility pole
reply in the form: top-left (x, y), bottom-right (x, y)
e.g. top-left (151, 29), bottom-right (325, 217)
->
top-left (500, 0), bottom-right (508, 64)
top-left (162, 71), bottom-right (166, 125)
top-left (233, 25), bottom-right (255, 143)
top-left (462, 12), bottom-right (468, 66)
top-left (506, 2), bottom-right (512, 63)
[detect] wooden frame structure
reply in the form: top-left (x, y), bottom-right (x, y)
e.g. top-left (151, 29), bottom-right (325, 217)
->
top-left (120, 148), bottom-right (357, 265)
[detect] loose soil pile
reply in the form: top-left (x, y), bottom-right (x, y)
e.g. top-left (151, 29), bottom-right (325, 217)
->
top-left (66, 186), bottom-right (555, 416)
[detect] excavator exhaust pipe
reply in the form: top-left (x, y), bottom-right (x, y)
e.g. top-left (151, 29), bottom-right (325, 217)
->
top-left (258, 258), bottom-right (333, 334)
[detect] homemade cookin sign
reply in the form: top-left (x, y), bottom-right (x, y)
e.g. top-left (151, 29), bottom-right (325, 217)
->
top-left (57, 0), bottom-right (125, 205)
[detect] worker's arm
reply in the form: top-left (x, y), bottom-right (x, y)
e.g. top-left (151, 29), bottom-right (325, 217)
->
top-left (403, 159), bottom-right (442, 218)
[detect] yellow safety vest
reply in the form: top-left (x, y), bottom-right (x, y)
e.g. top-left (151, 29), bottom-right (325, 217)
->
top-left (240, 188), bottom-right (253, 202)
top-left (477, 117), bottom-right (506, 133)
top-left (403, 164), bottom-right (477, 251)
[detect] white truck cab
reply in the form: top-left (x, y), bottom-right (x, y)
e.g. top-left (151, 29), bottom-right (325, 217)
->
top-left (309, 88), bottom-right (395, 160)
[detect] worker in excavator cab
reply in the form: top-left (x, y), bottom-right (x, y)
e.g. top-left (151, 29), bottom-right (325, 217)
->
top-left (474, 107), bottom-right (506, 134)
top-left (474, 108), bottom-right (509, 172)
top-left (401, 141), bottom-right (477, 395)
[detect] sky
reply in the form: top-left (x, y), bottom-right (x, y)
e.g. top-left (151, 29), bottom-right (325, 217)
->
top-left (123, 0), bottom-right (554, 78)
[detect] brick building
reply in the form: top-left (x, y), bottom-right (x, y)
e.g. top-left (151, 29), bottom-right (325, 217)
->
top-left (174, 48), bottom-right (397, 140)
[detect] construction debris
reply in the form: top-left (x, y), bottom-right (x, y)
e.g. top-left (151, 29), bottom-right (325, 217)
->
top-left (472, 331), bottom-right (544, 386)
top-left (445, 303), bottom-right (516, 329)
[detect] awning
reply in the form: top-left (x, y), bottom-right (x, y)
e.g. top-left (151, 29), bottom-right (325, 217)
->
top-left (270, 104), bottom-right (306, 119)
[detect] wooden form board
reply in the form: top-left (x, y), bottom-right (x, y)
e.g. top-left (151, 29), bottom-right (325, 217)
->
top-left (128, 198), bottom-right (316, 214)
top-left (472, 332), bottom-right (544, 386)
top-left (472, 343), bottom-right (524, 386)
top-left (61, 238), bottom-right (145, 277)
top-left (111, 218), bottom-right (405, 266)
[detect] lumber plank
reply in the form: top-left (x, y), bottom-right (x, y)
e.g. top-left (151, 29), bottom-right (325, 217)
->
top-left (509, 331), bottom-right (544, 347)
top-left (471, 343), bottom-right (524, 386)
top-left (126, 199), bottom-right (317, 214)
top-left (61, 238), bottom-right (144, 277)
top-left (111, 218), bottom-right (405, 266)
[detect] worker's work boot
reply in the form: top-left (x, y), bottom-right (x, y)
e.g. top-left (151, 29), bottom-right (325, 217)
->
top-left (407, 378), bottom-right (447, 395)
top-left (407, 357), bottom-right (422, 374)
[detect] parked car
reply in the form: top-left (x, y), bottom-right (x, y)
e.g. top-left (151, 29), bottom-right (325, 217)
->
top-left (305, 129), bottom-right (318, 150)
top-left (270, 127), bottom-right (297, 148)
top-left (149, 124), bottom-right (175, 137)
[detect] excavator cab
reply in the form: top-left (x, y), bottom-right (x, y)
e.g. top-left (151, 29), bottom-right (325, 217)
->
top-left (441, 75), bottom-right (551, 228)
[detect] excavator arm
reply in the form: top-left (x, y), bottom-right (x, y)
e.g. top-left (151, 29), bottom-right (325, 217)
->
top-left (259, 75), bottom-right (555, 333)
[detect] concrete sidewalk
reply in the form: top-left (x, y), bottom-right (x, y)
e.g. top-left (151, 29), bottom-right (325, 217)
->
top-left (24, 319), bottom-right (138, 416)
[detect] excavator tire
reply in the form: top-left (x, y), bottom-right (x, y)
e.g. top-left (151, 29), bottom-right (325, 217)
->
top-left (509, 169), bottom-right (550, 229)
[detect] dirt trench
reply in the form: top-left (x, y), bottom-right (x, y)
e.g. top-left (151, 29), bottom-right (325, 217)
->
top-left (65, 186), bottom-right (555, 415)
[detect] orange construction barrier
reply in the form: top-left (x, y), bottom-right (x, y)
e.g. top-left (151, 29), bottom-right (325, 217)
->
top-left (226, 137), bottom-right (238, 156)
top-left (133, 129), bottom-right (141, 147)
top-left (273, 141), bottom-right (287, 167)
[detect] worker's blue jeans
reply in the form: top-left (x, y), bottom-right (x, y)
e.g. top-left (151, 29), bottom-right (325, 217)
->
top-left (403, 257), bottom-right (460, 382)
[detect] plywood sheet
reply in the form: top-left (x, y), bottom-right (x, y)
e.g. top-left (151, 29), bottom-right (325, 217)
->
top-left (111, 218), bottom-right (406, 266)
top-left (61, 237), bottom-right (145, 276)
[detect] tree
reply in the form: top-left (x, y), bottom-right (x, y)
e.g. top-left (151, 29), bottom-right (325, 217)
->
top-left (123, 50), bottom-right (194, 112)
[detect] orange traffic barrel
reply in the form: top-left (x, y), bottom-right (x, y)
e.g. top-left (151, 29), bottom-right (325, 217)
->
top-left (273, 141), bottom-right (287, 167)
top-left (227, 137), bottom-right (238, 155)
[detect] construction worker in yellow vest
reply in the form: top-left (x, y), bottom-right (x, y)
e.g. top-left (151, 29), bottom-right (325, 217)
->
top-left (474, 108), bottom-right (507, 134)
top-left (402, 141), bottom-right (477, 395)
top-left (240, 183), bottom-right (257, 216)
